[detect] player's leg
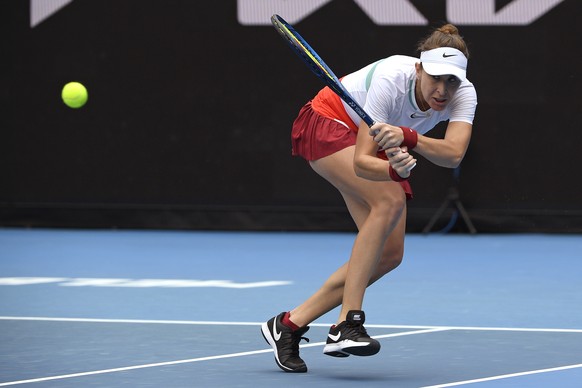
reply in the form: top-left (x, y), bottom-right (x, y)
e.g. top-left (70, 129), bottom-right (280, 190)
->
top-left (307, 145), bottom-right (406, 356)
top-left (261, 201), bottom-right (405, 368)
top-left (309, 145), bottom-right (406, 314)
top-left (304, 147), bottom-right (406, 357)
top-left (288, 195), bottom-right (406, 328)
top-left (262, 145), bottom-right (406, 368)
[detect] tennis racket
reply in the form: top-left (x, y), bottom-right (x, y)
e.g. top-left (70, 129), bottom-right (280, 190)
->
top-left (271, 14), bottom-right (375, 128)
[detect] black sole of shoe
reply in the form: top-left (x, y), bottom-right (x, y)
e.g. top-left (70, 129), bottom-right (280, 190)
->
top-left (324, 342), bottom-right (380, 357)
top-left (343, 345), bottom-right (381, 356)
top-left (323, 350), bottom-right (350, 358)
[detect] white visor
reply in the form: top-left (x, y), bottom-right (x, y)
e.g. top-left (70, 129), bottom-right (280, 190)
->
top-left (420, 47), bottom-right (467, 81)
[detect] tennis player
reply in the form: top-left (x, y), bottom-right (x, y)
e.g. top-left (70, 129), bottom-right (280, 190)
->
top-left (262, 24), bottom-right (477, 373)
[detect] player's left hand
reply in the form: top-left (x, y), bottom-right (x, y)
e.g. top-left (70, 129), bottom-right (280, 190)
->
top-left (386, 146), bottom-right (416, 178)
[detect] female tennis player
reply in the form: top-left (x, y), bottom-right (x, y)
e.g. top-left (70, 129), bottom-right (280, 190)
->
top-left (262, 24), bottom-right (477, 373)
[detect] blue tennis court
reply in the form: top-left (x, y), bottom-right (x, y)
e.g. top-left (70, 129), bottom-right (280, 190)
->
top-left (1, 228), bottom-right (581, 387)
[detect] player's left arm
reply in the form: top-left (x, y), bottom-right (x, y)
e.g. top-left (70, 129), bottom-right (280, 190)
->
top-left (413, 120), bottom-right (472, 168)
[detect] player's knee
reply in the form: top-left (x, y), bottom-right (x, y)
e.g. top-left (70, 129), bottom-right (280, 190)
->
top-left (374, 191), bottom-right (406, 223)
top-left (378, 245), bottom-right (404, 275)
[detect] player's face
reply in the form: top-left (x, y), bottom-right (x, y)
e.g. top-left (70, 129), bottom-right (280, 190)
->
top-left (417, 69), bottom-right (461, 111)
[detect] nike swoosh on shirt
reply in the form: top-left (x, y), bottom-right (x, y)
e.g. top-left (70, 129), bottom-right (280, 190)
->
top-left (328, 332), bottom-right (341, 342)
top-left (410, 113), bottom-right (428, 119)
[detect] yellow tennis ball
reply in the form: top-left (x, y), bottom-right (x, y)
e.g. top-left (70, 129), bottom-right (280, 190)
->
top-left (61, 82), bottom-right (88, 108)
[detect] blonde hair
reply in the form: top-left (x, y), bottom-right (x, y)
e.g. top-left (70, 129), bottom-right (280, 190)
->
top-left (417, 24), bottom-right (470, 59)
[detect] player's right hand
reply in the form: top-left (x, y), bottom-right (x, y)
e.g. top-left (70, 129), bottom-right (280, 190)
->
top-left (370, 123), bottom-right (404, 151)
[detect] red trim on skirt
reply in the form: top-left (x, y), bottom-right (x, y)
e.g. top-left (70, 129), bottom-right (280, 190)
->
top-left (291, 101), bottom-right (413, 200)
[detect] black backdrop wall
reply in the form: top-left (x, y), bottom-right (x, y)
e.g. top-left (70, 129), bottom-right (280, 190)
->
top-left (1, 0), bottom-right (581, 233)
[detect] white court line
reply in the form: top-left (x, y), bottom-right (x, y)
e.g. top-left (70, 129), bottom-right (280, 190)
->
top-left (421, 363), bottom-right (582, 388)
top-left (2, 316), bottom-right (582, 333)
top-left (0, 320), bottom-right (443, 386)
top-left (300, 327), bottom-right (452, 350)
top-left (1, 317), bottom-right (581, 386)
top-left (0, 348), bottom-right (274, 387)
top-left (0, 316), bottom-right (262, 326)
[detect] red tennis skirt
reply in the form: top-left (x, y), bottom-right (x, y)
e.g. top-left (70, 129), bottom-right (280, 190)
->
top-left (291, 101), bottom-right (413, 199)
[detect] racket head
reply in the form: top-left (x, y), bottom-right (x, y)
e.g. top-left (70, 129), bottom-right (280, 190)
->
top-left (271, 15), bottom-right (342, 90)
top-left (271, 14), bottom-right (375, 128)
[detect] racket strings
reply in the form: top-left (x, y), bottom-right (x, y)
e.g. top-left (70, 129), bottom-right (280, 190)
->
top-left (273, 21), bottom-right (335, 82)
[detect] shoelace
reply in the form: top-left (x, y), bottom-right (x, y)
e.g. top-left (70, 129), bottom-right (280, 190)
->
top-left (290, 331), bottom-right (310, 355)
top-left (346, 322), bottom-right (371, 338)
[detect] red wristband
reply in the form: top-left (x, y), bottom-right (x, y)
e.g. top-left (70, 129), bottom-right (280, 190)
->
top-left (389, 165), bottom-right (408, 182)
top-left (400, 127), bottom-right (418, 149)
